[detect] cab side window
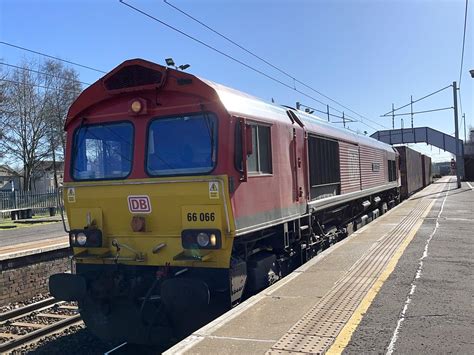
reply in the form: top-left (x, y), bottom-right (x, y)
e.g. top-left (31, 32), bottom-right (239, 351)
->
top-left (248, 124), bottom-right (272, 174)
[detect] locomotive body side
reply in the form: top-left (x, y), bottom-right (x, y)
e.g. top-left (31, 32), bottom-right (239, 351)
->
top-left (206, 84), bottom-right (308, 234)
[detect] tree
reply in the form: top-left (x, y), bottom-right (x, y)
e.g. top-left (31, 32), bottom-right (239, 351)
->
top-left (0, 59), bottom-right (82, 190)
top-left (41, 60), bottom-right (82, 159)
top-left (0, 64), bottom-right (8, 159)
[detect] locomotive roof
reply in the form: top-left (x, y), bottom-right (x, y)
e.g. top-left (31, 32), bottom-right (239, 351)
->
top-left (203, 79), bottom-right (395, 153)
top-left (67, 58), bottom-right (395, 154)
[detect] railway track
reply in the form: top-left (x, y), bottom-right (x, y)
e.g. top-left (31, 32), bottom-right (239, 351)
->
top-left (0, 297), bottom-right (82, 353)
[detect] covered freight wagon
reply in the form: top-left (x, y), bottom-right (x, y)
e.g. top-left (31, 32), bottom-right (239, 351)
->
top-left (396, 146), bottom-right (423, 199)
top-left (421, 155), bottom-right (432, 187)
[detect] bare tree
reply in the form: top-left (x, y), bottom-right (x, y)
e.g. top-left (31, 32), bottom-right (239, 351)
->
top-left (0, 64), bottom-right (8, 159)
top-left (41, 60), bottom-right (82, 159)
top-left (0, 59), bottom-right (82, 190)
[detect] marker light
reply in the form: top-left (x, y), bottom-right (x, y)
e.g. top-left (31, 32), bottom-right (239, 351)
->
top-left (76, 232), bottom-right (87, 246)
top-left (131, 100), bottom-right (142, 113)
top-left (70, 233), bottom-right (76, 244)
top-left (209, 233), bottom-right (217, 246)
top-left (196, 232), bottom-right (210, 247)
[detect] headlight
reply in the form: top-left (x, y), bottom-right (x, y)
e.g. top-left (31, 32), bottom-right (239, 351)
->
top-left (196, 232), bottom-right (210, 247)
top-left (181, 229), bottom-right (221, 249)
top-left (69, 229), bottom-right (102, 248)
top-left (76, 232), bottom-right (87, 246)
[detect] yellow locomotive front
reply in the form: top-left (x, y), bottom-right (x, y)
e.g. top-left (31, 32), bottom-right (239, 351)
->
top-left (49, 60), bottom-right (243, 345)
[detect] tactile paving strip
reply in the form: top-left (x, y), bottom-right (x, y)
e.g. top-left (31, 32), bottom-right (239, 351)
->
top-left (266, 350), bottom-right (307, 355)
top-left (289, 320), bottom-right (344, 337)
top-left (271, 333), bottom-right (334, 354)
top-left (266, 182), bottom-right (446, 354)
top-left (299, 308), bottom-right (353, 325)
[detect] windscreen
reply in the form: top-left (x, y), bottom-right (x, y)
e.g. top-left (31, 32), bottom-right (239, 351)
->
top-left (72, 122), bottom-right (133, 180)
top-left (147, 113), bottom-right (217, 176)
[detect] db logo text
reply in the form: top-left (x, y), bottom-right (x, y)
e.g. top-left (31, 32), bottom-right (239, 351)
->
top-left (128, 195), bottom-right (152, 213)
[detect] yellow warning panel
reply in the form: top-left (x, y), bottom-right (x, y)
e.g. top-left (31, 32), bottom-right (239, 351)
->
top-left (209, 181), bottom-right (219, 199)
top-left (67, 187), bottom-right (76, 203)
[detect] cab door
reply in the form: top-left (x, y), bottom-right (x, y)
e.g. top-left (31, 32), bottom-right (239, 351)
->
top-left (288, 111), bottom-right (308, 203)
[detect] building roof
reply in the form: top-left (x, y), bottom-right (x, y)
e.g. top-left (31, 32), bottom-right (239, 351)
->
top-left (0, 165), bottom-right (20, 176)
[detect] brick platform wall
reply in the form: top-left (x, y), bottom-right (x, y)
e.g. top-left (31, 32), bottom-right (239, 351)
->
top-left (0, 248), bottom-right (72, 306)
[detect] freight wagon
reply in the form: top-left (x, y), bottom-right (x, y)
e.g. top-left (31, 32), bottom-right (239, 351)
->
top-left (421, 154), bottom-right (432, 187)
top-left (396, 146), bottom-right (424, 199)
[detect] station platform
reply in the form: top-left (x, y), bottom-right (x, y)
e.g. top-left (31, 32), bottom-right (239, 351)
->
top-left (0, 222), bottom-right (68, 260)
top-left (0, 236), bottom-right (69, 261)
top-left (166, 176), bottom-right (473, 354)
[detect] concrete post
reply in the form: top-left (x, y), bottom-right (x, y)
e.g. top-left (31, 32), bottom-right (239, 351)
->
top-left (453, 81), bottom-right (461, 188)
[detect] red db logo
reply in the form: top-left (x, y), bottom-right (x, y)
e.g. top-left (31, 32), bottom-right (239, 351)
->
top-left (128, 195), bottom-right (152, 213)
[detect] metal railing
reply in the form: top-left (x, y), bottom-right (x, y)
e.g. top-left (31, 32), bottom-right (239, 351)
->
top-left (0, 188), bottom-right (64, 218)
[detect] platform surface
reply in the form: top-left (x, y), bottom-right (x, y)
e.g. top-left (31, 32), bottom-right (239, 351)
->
top-left (165, 177), bottom-right (473, 354)
top-left (0, 222), bottom-right (68, 260)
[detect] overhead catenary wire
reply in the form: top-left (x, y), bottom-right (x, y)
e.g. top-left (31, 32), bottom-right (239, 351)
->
top-left (296, 103), bottom-right (359, 126)
top-left (119, 0), bottom-right (381, 132)
top-left (0, 41), bottom-right (106, 74)
top-left (0, 78), bottom-right (83, 95)
top-left (457, 0), bottom-right (469, 130)
top-left (0, 62), bottom-right (91, 86)
top-left (381, 84), bottom-right (453, 116)
top-left (385, 107), bottom-right (454, 117)
top-left (459, 0), bottom-right (469, 88)
top-left (118, 1), bottom-right (325, 106)
top-left (163, 0), bottom-right (386, 129)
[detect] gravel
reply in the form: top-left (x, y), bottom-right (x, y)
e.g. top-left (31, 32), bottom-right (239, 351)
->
top-left (45, 305), bottom-right (78, 316)
top-left (15, 314), bottom-right (58, 325)
top-left (1, 296), bottom-right (162, 354)
top-left (10, 324), bottom-right (117, 354)
top-left (0, 294), bottom-right (51, 314)
top-left (0, 335), bottom-right (14, 343)
top-left (0, 325), bottom-right (36, 336)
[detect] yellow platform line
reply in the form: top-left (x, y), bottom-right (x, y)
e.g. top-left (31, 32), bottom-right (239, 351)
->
top-left (326, 198), bottom-right (435, 355)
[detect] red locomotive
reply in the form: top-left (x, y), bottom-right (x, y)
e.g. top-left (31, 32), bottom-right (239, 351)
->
top-left (50, 59), bottom-right (420, 346)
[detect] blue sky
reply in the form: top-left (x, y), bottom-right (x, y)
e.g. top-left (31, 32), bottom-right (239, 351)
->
top-left (1, 0), bottom-right (472, 162)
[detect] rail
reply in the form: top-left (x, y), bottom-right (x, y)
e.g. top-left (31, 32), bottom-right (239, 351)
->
top-left (0, 297), bottom-right (82, 352)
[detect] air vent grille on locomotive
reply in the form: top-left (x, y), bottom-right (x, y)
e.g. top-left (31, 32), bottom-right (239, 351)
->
top-left (104, 65), bottom-right (163, 90)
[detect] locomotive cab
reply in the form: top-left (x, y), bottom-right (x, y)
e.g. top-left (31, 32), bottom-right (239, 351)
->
top-left (50, 60), bottom-right (243, 345)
